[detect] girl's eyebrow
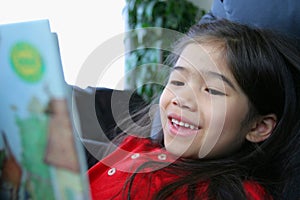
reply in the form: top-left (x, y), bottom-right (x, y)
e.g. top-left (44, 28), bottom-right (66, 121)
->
top-left (206, 71), bottom-right (237, 91)
top-left (172, 66), bottom-right (237, 91)
top-left (171, 66), bottom-right (187, 72)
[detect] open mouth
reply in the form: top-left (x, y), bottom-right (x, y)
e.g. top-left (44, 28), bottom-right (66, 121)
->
top-left (170, 118), bottom-right (199, 130)
top-left (167, 116), bottom-right (201, 137)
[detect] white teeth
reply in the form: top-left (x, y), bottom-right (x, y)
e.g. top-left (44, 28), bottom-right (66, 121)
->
top-left (171, 118), bottom-right (199, 130)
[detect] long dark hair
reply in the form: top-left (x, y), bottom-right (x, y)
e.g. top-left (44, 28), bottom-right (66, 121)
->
top-left (113, 20), bottom-right (300, 199)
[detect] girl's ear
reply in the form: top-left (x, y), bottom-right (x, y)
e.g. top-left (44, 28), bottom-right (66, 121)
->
top-left (246, 114), bottom-right (277, 143)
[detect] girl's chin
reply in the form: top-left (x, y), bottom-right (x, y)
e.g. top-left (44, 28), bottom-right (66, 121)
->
top-left (164, 144), bottom-right (186, 157)
top-left (163, 134), bottom-right (196, 158)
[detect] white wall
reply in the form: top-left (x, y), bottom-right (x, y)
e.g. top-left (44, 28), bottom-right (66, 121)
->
top-left (0, 0), bottom-right (126, 89)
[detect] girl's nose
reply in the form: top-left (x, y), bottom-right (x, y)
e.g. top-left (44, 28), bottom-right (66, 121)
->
top-left (171, 95), bottom-right (197, 111)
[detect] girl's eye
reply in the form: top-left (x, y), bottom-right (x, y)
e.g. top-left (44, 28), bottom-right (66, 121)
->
top-left (170, 80), bottom-right (184, 86)
top-left (205, 88), bottom-right (226, 96)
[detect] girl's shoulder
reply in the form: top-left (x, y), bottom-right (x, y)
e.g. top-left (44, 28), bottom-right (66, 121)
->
top-left (89, 135), bottom-right (176, 174)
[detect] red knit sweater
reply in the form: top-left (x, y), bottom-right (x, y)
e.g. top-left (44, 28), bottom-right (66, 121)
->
top-left (88, 136), bottom-right (272, 200)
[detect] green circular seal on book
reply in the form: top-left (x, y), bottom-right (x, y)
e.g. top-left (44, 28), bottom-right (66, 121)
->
top-left (10, 42), bottom-right (45, 83)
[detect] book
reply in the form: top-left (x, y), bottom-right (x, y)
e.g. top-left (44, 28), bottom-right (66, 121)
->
top-left (0, 19), bottom-right (90, 200)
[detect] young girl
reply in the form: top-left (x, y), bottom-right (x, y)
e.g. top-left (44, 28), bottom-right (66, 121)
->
top-left (88, 20), bottom-right (300, 199)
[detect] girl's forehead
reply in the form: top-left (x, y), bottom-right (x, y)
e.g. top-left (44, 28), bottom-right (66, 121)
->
top-left (176, 43), bottom-right (227, 75)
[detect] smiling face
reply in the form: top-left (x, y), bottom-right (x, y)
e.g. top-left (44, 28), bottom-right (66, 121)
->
top-left (159, 43), bottom-right (252, 159)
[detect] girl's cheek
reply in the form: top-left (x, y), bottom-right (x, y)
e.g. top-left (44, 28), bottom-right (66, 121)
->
top-left (160, 88), bottom-right (173, 106)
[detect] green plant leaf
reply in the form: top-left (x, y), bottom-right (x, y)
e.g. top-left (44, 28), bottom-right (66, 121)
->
top-left (124, 0), bottom-right (206, 102)
top-left (145, 1), bottom-right (158, 21)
